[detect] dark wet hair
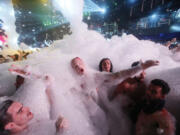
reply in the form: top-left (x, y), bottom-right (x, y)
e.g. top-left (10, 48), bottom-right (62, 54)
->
top-left (0, 100), bottom-right (13, 135)
top-left (99, 58), bottom-right (113, 72)
top-left (131, 61), bottom-right (140, 68)
top-left (151, 79), bottom-right (170, 95)
top-left (15, 75), bottom-right (25, 90)
top-left (14, 54), bottom-right (19, 61)
top-left (0, 55), bottom-right (3, 58)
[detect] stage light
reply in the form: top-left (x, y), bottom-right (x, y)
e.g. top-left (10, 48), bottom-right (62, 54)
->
top-left (100, 8), bottom-right (106, 14)
top-left (129, 0), bottom-right (136, 4)
top-left (175, 9), bottom-right (180, 18)
top-left (171, 25), bottom-right (180, 32)
top-left (151, 14), bottom-right (157, 19)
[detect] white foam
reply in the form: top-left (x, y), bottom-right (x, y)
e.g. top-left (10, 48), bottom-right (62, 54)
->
top-left (0, 0), bottom-right (180, 134)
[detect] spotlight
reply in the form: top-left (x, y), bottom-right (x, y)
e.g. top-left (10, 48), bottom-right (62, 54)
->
top-left (175, 9), bottom-right (180, 18)
top-left (129, 0), bottom-right (136, 4)
top-left (151, 14), bottom-right (157, 19)
top-left (100, 8), bottom-right (106, 14)
top-left (171, 25), bottom-right (180, 32)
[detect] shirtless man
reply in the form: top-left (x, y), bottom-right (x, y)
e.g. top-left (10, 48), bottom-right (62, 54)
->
top-left (136, 79), bottom-right (175, 135)
top-left (0, 100), bottom-right (68, 135)
top-left (2, 65), bottom-right (68, 135)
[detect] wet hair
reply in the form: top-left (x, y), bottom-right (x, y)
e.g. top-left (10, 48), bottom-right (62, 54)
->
top-left (15, 75), bottom-right (25, 90)
top-left (14, 54), bottom-right (19, 61)
top-left (131, 61), bottom-right (140, 68)
top-left (0, 55), bottom-right (3, 58)
top-left (151, 79), bottom-right (170, 95)
top-left (0, 100), bottom-right (14, 135)
top-left (99, 58), bottom-right (113, 72)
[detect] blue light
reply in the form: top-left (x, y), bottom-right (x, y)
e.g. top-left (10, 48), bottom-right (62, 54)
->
top-left (83, 0), bottom-right (107, 14)
top-left (84, 0), bottom-right (102, 13)
top-left (129, 0), bottom-right (136, 4)
top-left (100, 8), bottom-right (106, 14)
top-left (128, 0), bottom-right (136, 4)
top-left (151, 14), bottom-right (157, 19)
top-left (171, 25), bottom-right (180, 32)
top-left (176, 9), bottom-right (180, 18)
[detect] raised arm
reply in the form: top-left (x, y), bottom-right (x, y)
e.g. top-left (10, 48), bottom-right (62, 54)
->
top-left (8, 64), bottom-right (41, 79)
top-left (107, 60), bottom-right (159, 80)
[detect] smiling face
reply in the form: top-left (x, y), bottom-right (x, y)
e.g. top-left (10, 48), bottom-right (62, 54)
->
top-left (101, 59), bottom-right (111, 72)
top-left (71, 57), bottom-right (85, 75)
top-left (7, 102), bottom-right (33, 126)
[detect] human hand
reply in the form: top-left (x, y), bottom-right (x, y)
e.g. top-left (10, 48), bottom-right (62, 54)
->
top-left (141, 60), bottom-right (159, 70)
top-left (55, 116), bottom-right (68, 132)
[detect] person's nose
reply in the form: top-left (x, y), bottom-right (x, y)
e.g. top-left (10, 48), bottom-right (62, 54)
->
top-left (22, 107), bottom-right (29, 112)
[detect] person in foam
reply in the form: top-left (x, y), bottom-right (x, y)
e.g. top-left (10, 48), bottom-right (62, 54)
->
top-left (73, 57), bottom-right (159, 81)
top-left (71, 57), bottom-right (109, 135)
top-left (4, 65), bottom-right (68, 135)
top-left (99, 58), bottom-right (113, 73)
top-left (0, 100), bottom-right (68, 135)
top-left (135, 79), bottom-right (175, 135)
top-left (71, 57), bottom-right (159, 135)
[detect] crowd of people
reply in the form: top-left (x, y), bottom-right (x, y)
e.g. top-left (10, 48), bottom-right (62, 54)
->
top-left (0, 55), bottom-right (176, 135)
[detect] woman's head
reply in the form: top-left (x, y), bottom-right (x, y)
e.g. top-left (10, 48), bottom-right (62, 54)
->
top-left (99, 58), bottom-right (113, 72)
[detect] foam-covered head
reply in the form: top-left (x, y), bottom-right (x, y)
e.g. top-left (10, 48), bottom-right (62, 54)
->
top-left (71, 57), bottom-right (85, 75)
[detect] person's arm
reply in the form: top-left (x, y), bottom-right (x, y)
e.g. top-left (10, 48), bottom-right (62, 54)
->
top-left (109, 78), bottom-right (131, 100)
top-left (107, 60), bottom-right (159, 80)
top-left (8, 64), bottom-right (41, 79)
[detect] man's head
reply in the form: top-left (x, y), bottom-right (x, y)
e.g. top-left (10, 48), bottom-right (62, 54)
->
top-left (0, 100), bottom-right (33, 134)
top-left (71, 57), bottom-right (85, 76)
top-left (146, 79), bottom-right (170, 100)
top-left (99, 58), bottom-right (113, 72)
